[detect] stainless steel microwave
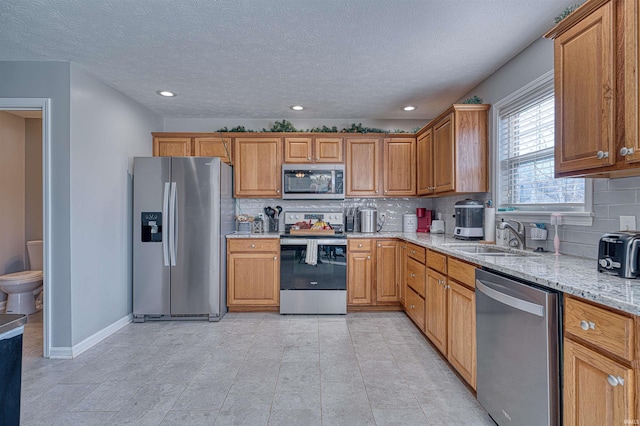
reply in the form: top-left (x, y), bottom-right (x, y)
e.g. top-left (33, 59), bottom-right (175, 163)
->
top-left (282, 164), bottom-right (345, 200)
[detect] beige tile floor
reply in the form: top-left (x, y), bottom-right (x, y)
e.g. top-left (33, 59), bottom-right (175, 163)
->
top-left (20, 311), bottom-right (495, 425)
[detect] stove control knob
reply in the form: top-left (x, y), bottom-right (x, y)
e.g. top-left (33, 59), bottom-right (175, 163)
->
top-left (599, 258), bottom-right (612, 269)
top-left (295, 215), bottom-right (300, 219)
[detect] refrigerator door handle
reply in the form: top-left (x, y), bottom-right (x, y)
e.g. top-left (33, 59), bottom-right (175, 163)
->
top-left (169, 182), bottom-right (177, 266)
top-left (162, 182), bottom-right (170, 267)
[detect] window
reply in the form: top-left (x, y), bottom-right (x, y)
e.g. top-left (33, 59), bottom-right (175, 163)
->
top-left (496, 72), bottom-right (586, 213)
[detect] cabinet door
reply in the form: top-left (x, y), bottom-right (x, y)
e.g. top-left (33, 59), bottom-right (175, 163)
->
top-left (315, 137), bottom-right (343, 163)
top-left (347, 251), bottom-right (373, 305)
top-left (432, 113), bottom-right (455, 193)
top-left (405, 285), bottom-right (425, 331)
top-left (375, 240), bottom-right (399, 303)
top-left (153, 137), bottom-right (192, 157)
top-left (284, 137), bottom-right (313, 163)
top-left (399, 243), bottom-right (407, 306)
top-left (624, 0), bottom-right (640, 165)
top-left (346, 138), bottom-right (380, 197)
top-left (426, 268), bottom-right (447, 354)
top-left (233, 138), bottom-right (282, 197)
top-left (555, 1), bottom-right (615, 175)
top-left (227, 252), bottom-right (279, 305)
top-left (193, 136), bottom-right (232, 163)
top-left (417, 130), bottom-right (434, 195)
top-left (383, 137), bottom-right (416, 196)
top-left (563, 338), bottom-right (635, 426)
top-left (447, 281), bottom-right (476, 390)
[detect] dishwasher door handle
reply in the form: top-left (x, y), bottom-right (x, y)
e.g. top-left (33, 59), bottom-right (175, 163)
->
top-left (476, 279), bottom-right (544, 317)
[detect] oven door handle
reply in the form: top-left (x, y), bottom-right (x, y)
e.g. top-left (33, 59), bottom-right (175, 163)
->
top-left (280, 238), bottom-right (347, 246)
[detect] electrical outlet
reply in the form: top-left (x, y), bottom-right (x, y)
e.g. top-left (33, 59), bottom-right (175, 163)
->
top-left (620, 215), bottom-right (636, 231)
top-left (380, 213), bottom-right (386, 221)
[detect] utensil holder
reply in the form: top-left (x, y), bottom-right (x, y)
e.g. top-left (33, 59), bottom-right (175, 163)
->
top-left (268, 217), bottom-right (279, 233)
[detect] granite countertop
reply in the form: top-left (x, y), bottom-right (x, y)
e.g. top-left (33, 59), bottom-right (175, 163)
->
top-left (226, 231), bottom-right (640, 316)
top-left (0, 314), bottom-right (27, 336)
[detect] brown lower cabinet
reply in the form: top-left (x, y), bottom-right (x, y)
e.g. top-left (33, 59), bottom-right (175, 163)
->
top-left (401, 245), bottom-right (478, 390)
top-left (347, 239), bottom-right (400, 308)
top-left (227, 239), bottom-right (280, 309)
top-left (562, 295), bottom-right (638, 425)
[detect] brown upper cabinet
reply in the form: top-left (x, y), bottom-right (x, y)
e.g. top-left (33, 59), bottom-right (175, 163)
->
top-left (346, 137), bottom-right (382, 197)
top-left (383, 137), bottom-right (416, 196)
top-left (417, 129), bottom-right (434, 195)
top-left (153, 135), bottom-right (193, 157)
top-left (152, 133), bottom-right (232, 164)
top-left (545, 0), bottom-right (640, 177)
top-left (415, 104), bottom-right (490, 196)
top-left (283, 136), bottom-right (343, 163)
top-left (233, 137), bottom-right (282, 198)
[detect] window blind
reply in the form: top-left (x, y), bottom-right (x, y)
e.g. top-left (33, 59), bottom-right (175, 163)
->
top-left (498, 91), bottom-right (585, 209)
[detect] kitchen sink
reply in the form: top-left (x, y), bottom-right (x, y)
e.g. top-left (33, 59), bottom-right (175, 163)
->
top-left (443, 244), bottom-right (540, 257)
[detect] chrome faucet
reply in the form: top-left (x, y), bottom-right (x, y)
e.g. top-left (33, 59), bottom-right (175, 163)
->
top-left (499, 220), bottom-right (526, 250)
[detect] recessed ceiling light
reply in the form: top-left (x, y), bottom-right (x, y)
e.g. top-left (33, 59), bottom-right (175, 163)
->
top-left (402, 106), bottom-right (416, 111)
top-left (290, 105), bottom-right (304, 111)
top-left (157, 90), bottom-right (176, 97)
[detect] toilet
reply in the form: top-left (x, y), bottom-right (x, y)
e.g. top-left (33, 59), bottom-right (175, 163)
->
top-left (0, 240), bottom-right (43, 315)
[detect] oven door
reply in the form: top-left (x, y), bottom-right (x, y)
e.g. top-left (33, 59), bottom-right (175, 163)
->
top-left (279, 238), bottom-right (347, 290)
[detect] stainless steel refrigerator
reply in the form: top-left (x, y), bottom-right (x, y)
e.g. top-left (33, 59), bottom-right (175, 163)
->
top-left (133, 157), bottom-right (234, 322)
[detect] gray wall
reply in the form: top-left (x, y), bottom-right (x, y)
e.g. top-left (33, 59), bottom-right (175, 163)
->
top-left (0, 61), bottom-right (73, 348)
top-left (435, 37), bottom-right (640, 259)
top-left (25, 118), bottom-right (43, 244)
top-left (0, 112), bottom-right (26, 304)
top-left (69, 63), bottom-right (162, 345)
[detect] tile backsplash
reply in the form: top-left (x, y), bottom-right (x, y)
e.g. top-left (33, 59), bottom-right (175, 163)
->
top-left (235, 198), bottom-right (435, 232)
top-left (235, 175), bottom-right (640, 260)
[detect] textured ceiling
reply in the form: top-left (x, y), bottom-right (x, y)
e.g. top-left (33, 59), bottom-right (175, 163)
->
top-left (0, 0), bottom-right (577, 119)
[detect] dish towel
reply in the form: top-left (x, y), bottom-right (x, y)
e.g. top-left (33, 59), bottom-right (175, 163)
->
top-left (305, 239), bottom-right (318, 266)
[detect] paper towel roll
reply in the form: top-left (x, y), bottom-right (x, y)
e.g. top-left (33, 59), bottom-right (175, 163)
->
top-left (484, 208), bottom-right (496, 242)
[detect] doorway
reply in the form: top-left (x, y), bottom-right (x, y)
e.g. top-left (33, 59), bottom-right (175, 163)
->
top-left (0, 98), bottom-right (52, 358)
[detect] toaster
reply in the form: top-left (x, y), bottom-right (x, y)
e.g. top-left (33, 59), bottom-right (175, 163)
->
top-left (598, 231), bottom-right (640, 278)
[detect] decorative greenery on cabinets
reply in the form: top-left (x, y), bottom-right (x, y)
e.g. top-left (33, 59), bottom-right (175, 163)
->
top-left (215, 119), bottom-right (414, 134)
top-left (554, 3), bottom-right (583, 24)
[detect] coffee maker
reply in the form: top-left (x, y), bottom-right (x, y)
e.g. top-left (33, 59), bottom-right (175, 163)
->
top-left (416, 208), bottom-right (434, 233)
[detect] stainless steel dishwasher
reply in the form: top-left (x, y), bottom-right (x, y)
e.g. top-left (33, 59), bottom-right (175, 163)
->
top-left (475, 268), bottom-right (561, 426)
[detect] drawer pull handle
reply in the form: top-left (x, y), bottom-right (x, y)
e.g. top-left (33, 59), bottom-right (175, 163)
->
top-left (580, 320), bottom-right (595, 331)
top-left (307, 157), bottom-right (311, 161)
top-left (410, 273), bottom-right (415, 278)
top-left (367, 255), bottom-right (370, 260)
top-left (412, 250), bottom-right (416, 254)
top-left (251, 244), bottom-right (255, 248)
top-left (273, 256), bottom-right (277, 260)
top-left (378, 244), bottom-right (381, 247)
top-left (358, 243), bottom-right (363, 248)
top-left (607, 375), bottom-right (624, 387)
top-left (596, 150), bottom-right (609, 159)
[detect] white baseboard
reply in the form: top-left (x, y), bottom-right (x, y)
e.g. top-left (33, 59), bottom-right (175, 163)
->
top-left (49, 313), bottom-right (133, 359)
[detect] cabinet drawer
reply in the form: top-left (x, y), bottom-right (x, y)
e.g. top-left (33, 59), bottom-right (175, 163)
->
top-left (427, 250), bottom-right (447, 274)
top-left (405, 285), bottom-right (425, 331)
top-left (564, 297), bottom-right (635, 361)
top-left (348, 239), bottom-right (373, 252)
top-left (228, 238), bottom-right (279, 253)
top-left (406, 243), bottom-right (426, 263)
top-left (447, 257), bottom-right (477, 289)
top-left (406, 257), bottom-right (426, 297)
